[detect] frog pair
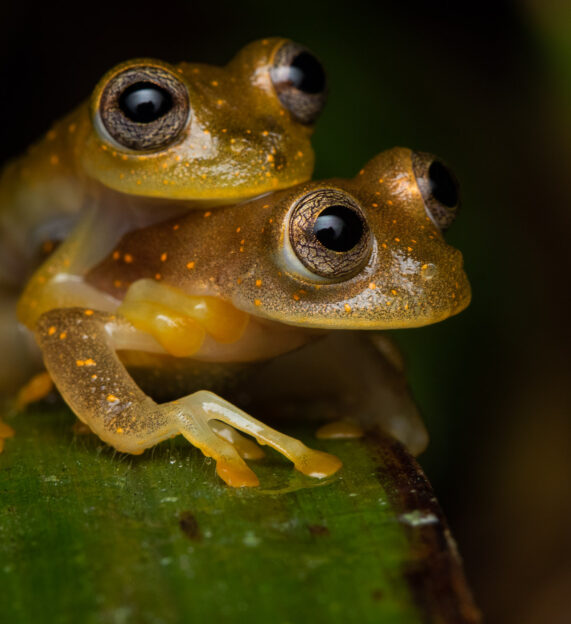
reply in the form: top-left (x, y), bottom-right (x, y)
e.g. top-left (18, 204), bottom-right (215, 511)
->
top-left (0, 39), bottom-right (470, 485)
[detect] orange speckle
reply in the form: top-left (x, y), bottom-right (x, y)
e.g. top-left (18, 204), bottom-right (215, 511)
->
top-left (155, 273), bottom-right (162, 280)
top-left (107, 394), bottom-right (119, 403)
top-left (378, 178), bottom-right (384, 184)
top-left (404, 303), bottom-right (409, 310)
top-left (186, 261), bottom-right (195, 269)
top-left (236, 278), bottom-right (242, 285)
top-left (394, 237), bottom-right (401, 242)
top-left (216, 99), bottom-right (224, 106)
top-left (236, 226), bottom-right (241, 233)
top-left (59, 332), bottom-right (67, 340)
top-left (421, 264), bottom-right (429, 270)
top-left (160, 252), bottom-right (167, 262)
top-left (48, 326), bottom-right (56, 336)
top-left (381, 243), bottom-right (388, 249)
top-left (344, 304), bottom-right (352, 313)
top-left (84, 309), bottom-right (94, 316)
top-left (172, 224), bottom-right (180, 231)
top-left (124, 253), bottom-right (133, 263)
top-left (386, 300), bottom-right (392, 306)
top-left (297, 150), bottom-right (304, 158)
top-left (391, 289), bottom-right (397, 295)
top-left (359, 169), bottom-right (364, 175)
top-left (113, 251), bottom-right (120, 261)
top-left (266, 154), bottom-right (274, 162)
top-left (239, 246), bottom-right (244, 253)
top-left (254, 299), bottom-right (262, 306)
top-left (91, 374), bottom-right (98, 380)
top-left (49, 154), bottom-right (59, 165)
top-left (387, 200), bottom-right (393, 205)
top-left (262, 204), bottom-right (269, 209)
top-left (68, 123), bottom-right (77, 133)
top-left (211, 80), bottom-right (219, 87)
top-left (372, 203), bottom-right (378, 208)
top-left (203, 211), bottom-right (212, 218)
top-left (407, 246), bottom-right (413, 252)
top-left (116, 428), bottom-right (124, 434)
top-left (292, 293), bottom-right (300, 301)
top-left (113, 280), bottom-right (122, 288)
top-left (255, 279), bottom-right (262, 287)
top-left (369, 282), bottom-right (376, 290)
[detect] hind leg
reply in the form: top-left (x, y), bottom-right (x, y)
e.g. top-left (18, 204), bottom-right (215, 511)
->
top-left (35, 307), bottom-right (341, 487)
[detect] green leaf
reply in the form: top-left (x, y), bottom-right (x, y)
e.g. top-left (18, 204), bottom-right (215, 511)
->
top-left (0, 405), bottom-right (480, 623)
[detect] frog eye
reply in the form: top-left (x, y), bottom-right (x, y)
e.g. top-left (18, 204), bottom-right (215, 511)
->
top-left (288, 189), bottom-right (372, 280)
top-left (412, 151), bottom-right (460, 231)
top-left (98, 65), bottom-right (190, 151)
top-left (270, 42), bottom-right (327, 125)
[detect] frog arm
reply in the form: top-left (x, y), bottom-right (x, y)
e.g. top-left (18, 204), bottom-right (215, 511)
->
top-left (34, 307), bottom-right (341, 487)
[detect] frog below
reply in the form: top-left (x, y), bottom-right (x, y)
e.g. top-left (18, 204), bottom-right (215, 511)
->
top-left (12, 148), bottom-right (471, 487)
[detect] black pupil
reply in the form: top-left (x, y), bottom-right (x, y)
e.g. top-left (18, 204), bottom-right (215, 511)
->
top-left (313, 205), bottom-right (363, 252)
top-left (286, 52), bottom-right (326, 94)
top-left (119, 82), bottom-right (173, 123)
top-left (428, 161), bottom-right (458, 207)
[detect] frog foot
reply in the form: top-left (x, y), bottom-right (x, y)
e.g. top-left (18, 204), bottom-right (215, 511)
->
top-left (16, 371), bottom-right (54, 410)
top-left (0, 420), bottom-right (15, 453)
top-left (172, 391), bottom-right (342, 487)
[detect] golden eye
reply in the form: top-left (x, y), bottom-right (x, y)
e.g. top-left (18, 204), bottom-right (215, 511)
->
top-left (99, 64), bottom-right (190, 151)
top-left (270, 42), bottom-right (327, 125)
top-left (289, 189), bottom-right (371, 280)
top-left (412, 151), bottom-right (460, 231)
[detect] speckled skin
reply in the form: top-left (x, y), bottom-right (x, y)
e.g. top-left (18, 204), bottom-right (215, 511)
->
top-left (0, 38), bottom-right (323, 393)
top-left (0, 38), bottom-right (318, 288)
top-left (88, 148), bottom-right (470, 328)
top-left (11, 148), bottom-right (470, 487)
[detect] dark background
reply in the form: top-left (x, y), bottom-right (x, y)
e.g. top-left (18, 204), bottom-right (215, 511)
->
top-left (2, 1), bottom-right (570, 621)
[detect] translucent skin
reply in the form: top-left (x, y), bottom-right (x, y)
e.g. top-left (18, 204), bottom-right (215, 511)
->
top-left (9, 148), bottom-right (471, 487)
top-left (0, 38), bottom-right (317, 287)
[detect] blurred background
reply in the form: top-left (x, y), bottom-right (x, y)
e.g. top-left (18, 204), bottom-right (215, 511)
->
top-left (2, 0), bottom-right (570, 621)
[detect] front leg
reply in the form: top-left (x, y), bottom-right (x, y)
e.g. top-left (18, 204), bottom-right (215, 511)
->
top-left (35, 308), bottom-right (341, 487)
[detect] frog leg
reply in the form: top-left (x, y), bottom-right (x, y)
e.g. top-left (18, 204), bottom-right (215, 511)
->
top-left (16, 371), bottom-right (54, 409)
top-left (0, 290), bottom-right (43, 395)
top-left (35, 308), bottom-right (341, 487)
top-left (17, 206), bottom-right (126, 330)
top-left (0, 420), bottom-right (15, 453)
top-left (244, 332), bottom-right (429, 456)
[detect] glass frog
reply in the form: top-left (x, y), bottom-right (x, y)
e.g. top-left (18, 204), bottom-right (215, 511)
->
top-left (0, 38), bottom-right (327, 390)
top-left (8, 148), bottom-right (471, 487)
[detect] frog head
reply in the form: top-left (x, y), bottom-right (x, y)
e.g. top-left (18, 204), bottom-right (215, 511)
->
top-left (225, 147), bottom-right (471, 328)
top-left (79, 38), bottom-right (327, 203)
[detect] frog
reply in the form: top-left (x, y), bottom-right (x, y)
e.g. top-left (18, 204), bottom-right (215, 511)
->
top-left (6, 147), bottom-right (471, 486)
top-left (0, 37), bottom-right (328, 391)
